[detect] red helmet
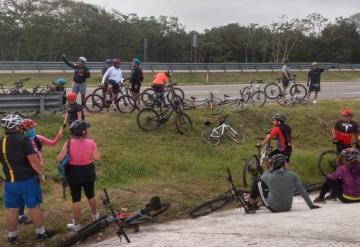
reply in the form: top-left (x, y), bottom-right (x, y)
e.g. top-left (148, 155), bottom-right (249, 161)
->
top-left (22, 119), bottom-right (37, 129)
top-left (341, 108), bottom-right (353, 117)
top-left (67, 92), bottom-right (77, 101)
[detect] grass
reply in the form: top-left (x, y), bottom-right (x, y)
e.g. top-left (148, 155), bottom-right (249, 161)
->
top-left (0, 71), bottom-right (359, 88)
top-left (0, 99), bottom-right (359, 246)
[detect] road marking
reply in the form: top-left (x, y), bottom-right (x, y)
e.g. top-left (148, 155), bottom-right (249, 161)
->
top-left (343, 92), bottom-right (360, 95)
top-left (346, 86), bottom-right (360, 88)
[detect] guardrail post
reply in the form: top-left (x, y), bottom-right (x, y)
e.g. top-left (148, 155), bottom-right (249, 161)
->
top-left (40, 96), bottom-right (45, 113)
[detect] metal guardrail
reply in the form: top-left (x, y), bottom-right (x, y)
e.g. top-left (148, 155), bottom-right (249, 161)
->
top-left (0, 93), bottom-right (63, 114)
top-left (0, 61), bottom-right (359, 73)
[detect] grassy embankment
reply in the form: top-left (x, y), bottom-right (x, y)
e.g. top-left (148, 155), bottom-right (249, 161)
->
top-left (0, 99), bottom-right (359, 246)
top-left (0, 71), bottom-right (360, 88)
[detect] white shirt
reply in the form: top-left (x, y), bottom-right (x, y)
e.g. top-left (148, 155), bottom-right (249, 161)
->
top-left (282, 64), bottom-right (290, 79)
top-left (102, 66), bottom-right (123, 84)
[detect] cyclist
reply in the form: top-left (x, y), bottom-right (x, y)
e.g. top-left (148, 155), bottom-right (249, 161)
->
top-left (332, 108), bottom-right (359, 153)
top-left (248, 153), bottom-right (320, 212)
top-left (62, 55), bottom-right (90, 108)
top-left (0, 115), bottom-right (56, 243)
top-left (56, 120), bottom-right (101, 232)
top-left (63, 92), bottom-right (84, 126)
top-left (281, 59), bottom-right (291, 96)
top-left (257, 113), bottom-right (292, 168)
top-left (314, 148), bottom-right (360, 203)
top-left (129, 58), bottom-right (144, 105)
top-left (101, 58), bottom-right (124, 104)
top-left (55, 78), bottom-right (67, 106)
top-left (152, 71), bottom-right (171, 105)
top-left (306, 62), bottom-right (326, 104)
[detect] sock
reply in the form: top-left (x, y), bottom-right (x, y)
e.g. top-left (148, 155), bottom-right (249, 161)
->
top-left (35, 226), bottom-right (45, 235)
top-left (8, 231), bottom-right (17, 238)
top-left (18, 215), bottom-right (24, 220)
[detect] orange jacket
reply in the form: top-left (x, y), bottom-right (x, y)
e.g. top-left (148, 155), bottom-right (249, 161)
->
top-left (152, 73), bottom-right (169, 86)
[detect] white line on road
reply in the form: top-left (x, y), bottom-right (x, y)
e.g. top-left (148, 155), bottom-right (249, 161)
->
top-left (346, 86), bottom-right (360, 88)
top-left (343, 92), bottom-right (360, 95)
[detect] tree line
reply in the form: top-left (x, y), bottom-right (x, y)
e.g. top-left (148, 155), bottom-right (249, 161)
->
top-left (0, 0), bottom-right (359, 63)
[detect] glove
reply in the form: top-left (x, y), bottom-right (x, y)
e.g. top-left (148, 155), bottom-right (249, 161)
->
top-left (310, 204), bottom-right (320, 209)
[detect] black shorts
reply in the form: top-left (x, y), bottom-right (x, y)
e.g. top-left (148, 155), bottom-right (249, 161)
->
top-left (270, 148), bottom-right (292, 163)
top-left (309, 84), bottom-right (320, 92)
top-left (131, 83), bottom-right (141, 93)
top-left (66, 164), bottom-right (96, 203)
top-left (107, 80), bottom-right (120, 91)
top-left (282, 78), bottom-right (290, 88)
top-left (68, 181), bottom-right (95, 203)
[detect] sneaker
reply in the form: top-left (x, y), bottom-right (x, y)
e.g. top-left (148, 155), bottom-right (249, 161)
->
top-left (313, 197), bottom-right (326, 204)
top-left (325, 194), bottom-right (337, 201)
top-left (8, 236), bottom-right (17, 244)
top-left (37, 229), bottom-right (57, 240)
top-left (92, 212), bottom-right (100, 222)
top-left (67, 221), bottom-right (81, 232)
top-left (19, 215), bottom-right (32, 225)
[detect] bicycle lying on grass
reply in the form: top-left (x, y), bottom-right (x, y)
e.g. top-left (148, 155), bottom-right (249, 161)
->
top-left (189, 168), bottom-right (255, 218)
top-left (275, 94), bottom-right (311, 107)
top-left (201, 114), bottom-right (245, 146)
top-left (0, 78), bottom-right (32, 95)
top-left (58, 188), bottom-right (170, 247)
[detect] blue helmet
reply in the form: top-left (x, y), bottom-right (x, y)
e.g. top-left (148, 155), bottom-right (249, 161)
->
top-left (105, 59), bottom-right (113, 64)
top-left (133, 58), bottom-right (142, 65)
top-left (56, 78), bottom-right (67, 85)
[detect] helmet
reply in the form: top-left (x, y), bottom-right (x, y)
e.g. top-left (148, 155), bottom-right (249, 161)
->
top-left (340, 148), bottom-right (359, 161)
top-left (22, 119), bottom-right (37, 129)
top-left (78, 56), bottom-right (87, 63)
top-left (1, 114), bottom-right (23, 129)
top-left (272, 113), bottom-right (286, 123)
top-left (133, 58), bottom-right (142, 65)
top-left (341, 108), bottom-right (353, 117)
top-left (270, 153), bottom-right (287, 168)
top-left (311, 62), bottom-right (319, 66)
top-left (56, 78), bottom-right (67, 85)
top-left (105, 59), bottom-right (112, 64)
top-left (67, 92), bottom-right (77, 101)
top-left (69, 120), bottom-right (90, 137)
top-left (112, 59), bottom-right (121, 65)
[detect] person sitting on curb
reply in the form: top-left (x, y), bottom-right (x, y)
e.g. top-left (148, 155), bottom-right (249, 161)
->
top-left (314, 148), bottom-right (360, 203)
top-left (248, 153), bottom-right (320, 212)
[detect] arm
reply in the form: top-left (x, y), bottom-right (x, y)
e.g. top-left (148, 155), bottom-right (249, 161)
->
top-left (327, 166), bottom-right (344, 181)
top-left (77, 111), bottom-right (82, 120)
top-left (63, 111), bottom-right (68, 125)
top-left (261, 128), bottom-right (277, 146)
top-left (84, 66), bottom-right (90, 79)
top-left (102, 67), bottom-right (111, 84)
top-left (293, 172), bottom-right (316, 208)
top-left (36, 127), bottom-right (64, 146)
top-left (62, 56), bottom-right (76, 69)
top-left (93, 142), bottom-right (101, 161)
top-left (56, 142), bottom-right (68, 161)
top-left (27, 154), bottom-right (43, 175)
top-left (261, 134), bottom-right (272, 146)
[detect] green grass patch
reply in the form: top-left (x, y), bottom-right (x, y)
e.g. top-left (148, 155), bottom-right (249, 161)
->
top-left (0, 100), bottom-right (359, 246)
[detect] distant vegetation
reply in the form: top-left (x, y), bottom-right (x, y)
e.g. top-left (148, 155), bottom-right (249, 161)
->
top-left (0, 1), bottom-right (359, 63)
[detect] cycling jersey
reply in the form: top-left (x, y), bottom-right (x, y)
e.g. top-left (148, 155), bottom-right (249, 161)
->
top-left (269, 124), bottom-right (292, 153)
top-left (334, 120), bottom-right (358, 145)
top-left (130, 67), bottom-right (144, 85)
top-left (63, 57), bottom-right (90, 84)
top-left (101, 66), bottom-right (123, 84)
top-left (67, 102), bottom-right (84, 125)
top-left (153, 73), bottom-right (169, 86)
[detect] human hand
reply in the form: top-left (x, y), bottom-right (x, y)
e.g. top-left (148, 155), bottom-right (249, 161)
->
top-left (62, 54), bottom-right (66, 59)
top-left (310, 204), bottom-right (320, 209)
top-left (38, 174), bottom-right (46, 183)
top-left (59, 126), bottom-right (65, 135)
top-left (255, 143), bottom-right (261, 148)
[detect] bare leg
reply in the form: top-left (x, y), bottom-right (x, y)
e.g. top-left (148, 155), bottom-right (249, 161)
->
top-left (71, 202), bottom-right (81, 225)
top-left (87, 197), bottom-right (97, 215)
top-left (7, 208), bottom-right (19, 232)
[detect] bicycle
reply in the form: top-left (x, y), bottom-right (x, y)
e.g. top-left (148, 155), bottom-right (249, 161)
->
top-left (264, 75), bottom-right (307, 100)
top-left (0, 78), bottom-right (31, 95)
top-left (240, 79), bottom-right (267, 107)
top-left (275, 94), bottom-right (311, 107)
top-left (136, 98), bottom-right (192, 135)
top-left (242, 140), bottom-right (273, 187)
top-left (201, 114), bottom-right (245, 146)
top-left (58, 188), bottom-right (170, 247)
top-left (317, 140), bottom-right (345, 177)
top-left (189, 168), bottom-right (255, 218)
top-left (182, 92), bottom-right (225, 115)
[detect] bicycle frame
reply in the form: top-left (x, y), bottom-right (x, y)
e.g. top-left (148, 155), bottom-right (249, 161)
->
top-left (209, 123), bottom-right (229, 138)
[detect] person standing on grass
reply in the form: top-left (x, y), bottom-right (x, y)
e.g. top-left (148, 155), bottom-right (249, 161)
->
top-left (129, 58), bottom-right (144, 106)
top-left (63, 92), bottom-right (84, 127)
top-left (62, 54), bottom-right (90, 108)
top-left (56, 120), bottom-right (100, 232)
top-left (0, 115), bottom-right (56, 244)
top-left (307, 62), bottom-right (326, 104)
top-left (281, 59), bottom-right (291, 95)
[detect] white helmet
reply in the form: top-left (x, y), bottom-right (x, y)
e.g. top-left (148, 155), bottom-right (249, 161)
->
top-left (78, 56), bottom-right (87, 63)
top-left (1, 114), bottom-right (23, 129)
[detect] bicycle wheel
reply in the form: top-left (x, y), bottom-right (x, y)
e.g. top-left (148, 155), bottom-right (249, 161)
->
top-left (201, 128), bottom-right (221, 146)
top-left (93, 87), bottom-right (106, 97)
top-left (289, 83), bottom-right (307, 99)
top-left (264, 83), bottom-right (281, 99)
top-left (229, 100), bottom-right (247, 113)
top-left (275, 96), bottom-right (294, 107)
top-left (241, 87), bottom-right (251, 102)
top-left (58, 216), bottom-right (111, 247)
top-left (175, 113), bottom-right (192, 135)
top-left (242, 155), bottom-right (260, 187)
top-left (85, 94), bottom-right (104, 112)
top-left (136, 108), bottom-right (160, 131)
top-left (116, 95), bottom-right (135, 113)
top-left (139, 92), bottom-right (154, 107)
top-left (318, 150), bottom-right (338, 177)
top-left (227, 126), bottom-right (246, 143)
top-left (250, 91), bottom-right (266, 107)
top-left (189, 192), bottom-right (233, 218)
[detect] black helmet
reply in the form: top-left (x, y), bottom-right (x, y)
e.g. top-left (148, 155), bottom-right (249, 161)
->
top-left (340, 148), bottom-right (359, 161)
top-left (270, 153), bottom-right (287, 169)
top-left (272, 113), bottom-right (286, 123)
top-left (69, 120), bottom-right (90, 137)
top-left (145, 196), bottom-right (162, 210)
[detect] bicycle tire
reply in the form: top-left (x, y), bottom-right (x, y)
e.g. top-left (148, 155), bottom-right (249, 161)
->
top-left (136, 108), bottom-right (161, 131)
top-left (227, 126), bottom-right (246, 143)
top-left (85, 94), bottom-right (104, 113)
top-left (289, 83), bottom-right (307, 99)
top-left (189, 193), bottom-right (233, 218)
top-left (318, 150), bottom-right (338, 177)
top-left (58, 216), bottom-right (111, 247)
top-left (201, 128), bottom-right (221, 146)
top-left (93, 87), bottom-right (106, 97)
top-left (139, 92), bottom-right (155, 108)
top-left (116, 95), bottom-right (135, 113)
top-left (275, 96), bottom-right (294, 107)
top-left (250, 91), bottom-right (266, 107)
top-left (264, 83), bottom-right (281, 99)
top-left (243, 155), bottom-right (260, 187)
top-left (229, 100), bottom-right (247, 113)
top-left (241, 87), bottom-right (251, 102)
top-left (175, 113), bottom-right (192, 135)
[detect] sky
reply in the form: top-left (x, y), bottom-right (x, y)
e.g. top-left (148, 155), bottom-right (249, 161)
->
top-left (79, 0), bottom-right (359, 31)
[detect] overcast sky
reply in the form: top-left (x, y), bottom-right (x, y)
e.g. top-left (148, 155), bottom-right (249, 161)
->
top-left (79, 0), bottom-right (359, 31)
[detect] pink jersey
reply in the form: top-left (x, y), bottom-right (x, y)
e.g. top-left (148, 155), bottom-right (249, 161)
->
top-left (69, 138), bottom-right (97, 166)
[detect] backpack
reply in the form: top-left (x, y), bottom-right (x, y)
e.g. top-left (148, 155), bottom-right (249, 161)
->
top-left (58, 139), bottom-right (71, 199)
